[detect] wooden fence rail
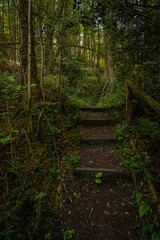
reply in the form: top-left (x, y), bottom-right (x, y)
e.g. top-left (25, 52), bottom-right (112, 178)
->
top-left (126, 80), bottom-right (160, 123)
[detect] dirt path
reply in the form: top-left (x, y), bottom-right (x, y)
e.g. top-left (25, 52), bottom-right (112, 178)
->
top-left (60, 103), bottom-right (140, 239)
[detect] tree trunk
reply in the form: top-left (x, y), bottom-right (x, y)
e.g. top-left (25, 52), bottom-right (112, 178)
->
top-left (97, 26), bottom-right (100, 71)
top-left (27, 0), bottom-right (32, 131)
top-left (83, 27), bottom-right (86, 60)
top-left (19, 0), bottom-right (28, 85)
top-left (103, 27), bottom-right (109, 84)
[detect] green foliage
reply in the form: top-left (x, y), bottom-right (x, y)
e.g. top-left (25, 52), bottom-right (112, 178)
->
top-left (114, 123), bottom-right (137, 143)
top-left (0, 135), bottom-right (10, 145)
top-left (61, 61), bottom-right (100, 107)
top-left (0, 73), bottom-right (23, 102)
top-left (0, 76), bottom-right (83, 239)
top-left (50, 168), bottom-right (61, 181)
top-left (141, 223), bottom-right (160, 240)
top-left (138, 118), bottom-right (160, 142)
top-left (98, 83), bottom-right (125, 107)
top-left (67, 154), bottom-right (79, 165)
top-left (45, 233), bottom-right (51, 240)
top-left (73, 192), bottom-right (80, 199)
top-left (139, 202), bottom-right (152, 219)
top-left (114, 124), bottom-right (129, 142)
top-left (62, 59), bottom-right (85, 86)
top-left (61, 229), bottom-right (75, 240)
top-left (135, 193), bottom-right (152, 219)
top-left (95, 172), bottom-right (103, 184)
top-left (122, 154), bottom-right (143, 173)
top-left (116, 120), bottom-right (160, 240)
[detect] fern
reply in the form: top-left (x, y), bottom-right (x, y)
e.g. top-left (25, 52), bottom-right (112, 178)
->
top-left (139, 118), bottom-right (160, 141)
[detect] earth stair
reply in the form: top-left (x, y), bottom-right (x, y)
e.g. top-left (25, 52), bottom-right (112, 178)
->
top-left (62, 89), bottom-right (139, 240)
top-left (75, 88), bottom-right (125, 178)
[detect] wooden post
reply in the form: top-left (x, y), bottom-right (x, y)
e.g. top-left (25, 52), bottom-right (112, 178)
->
top-left (126, 84), bottom-right (133, 123)
top-left (126, 80), bottom-right (160, 116)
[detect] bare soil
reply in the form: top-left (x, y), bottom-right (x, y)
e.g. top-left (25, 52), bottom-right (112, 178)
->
top-left (82, 110), bottom-right (115, 120)
top-left (60, 107), bottom-right (141, 239)
top-left (78, 126), bottom-right (115, 139)
top-left (60, 178), bottom-right (139, 240)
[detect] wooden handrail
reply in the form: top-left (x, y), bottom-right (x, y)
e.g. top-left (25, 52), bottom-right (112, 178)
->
top-left (126, 80), bottom-right (160, 116)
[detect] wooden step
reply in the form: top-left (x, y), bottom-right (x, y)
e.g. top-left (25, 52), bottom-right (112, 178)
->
top-left (74, 167), bottom-right (126, 177)
top-left (81, 107), bottom-right (109, 112)
top-left (82, 138), bottom-right (116, 144)
top-left (82, 119), bottom-right (114, 126)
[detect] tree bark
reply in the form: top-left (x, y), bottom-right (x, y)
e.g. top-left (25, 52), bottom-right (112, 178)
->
top-left (19, 0), bottom-right (28, 85)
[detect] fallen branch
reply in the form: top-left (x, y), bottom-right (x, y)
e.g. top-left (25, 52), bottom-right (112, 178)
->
top-left (87, 208), bottom-right (93, 222)
top-left (61, 178), bottom-right (72, 203)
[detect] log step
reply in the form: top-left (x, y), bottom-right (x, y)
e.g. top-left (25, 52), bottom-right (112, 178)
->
top-left (82, 138), bottom-right (116, 144)
top-left (74, 167), bottom-right (125, 177)
top-left (82, 119), bottom-right (114, 126)
top-left (81, 107), bottom-right (109, 112)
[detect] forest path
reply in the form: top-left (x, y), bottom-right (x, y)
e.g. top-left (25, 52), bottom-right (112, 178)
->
top-left (60, 93), bottom-right (140, 239)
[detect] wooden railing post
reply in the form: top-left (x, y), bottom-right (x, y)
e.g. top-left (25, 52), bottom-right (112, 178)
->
top-left (126, 84), bottom-right (133, 123)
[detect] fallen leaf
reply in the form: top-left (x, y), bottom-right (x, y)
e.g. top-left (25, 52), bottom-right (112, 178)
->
top-left (125, 212), bottom-right (130, 215)
top-left (92, 190), bottom-right (100, 194)
top-left (104, 210), bottom-right (110, 216)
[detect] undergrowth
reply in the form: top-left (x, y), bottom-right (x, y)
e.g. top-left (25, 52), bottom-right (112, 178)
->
top-left (44, 61), bottom-right (100, 107)
top-left (0, 72), bottom-right (82, 239)
top-left (97, 82), bottom-right (125, 107)
top-left (114, 119), bottom-right (160, 240)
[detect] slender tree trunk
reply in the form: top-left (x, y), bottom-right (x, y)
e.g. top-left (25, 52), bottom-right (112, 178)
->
top-left (13, 1), bottom-right (17, 62)
top-left (28, 0), bottom-right (32, 131)
top-left (92, 27), bottom-right (96, 74)
top-left (103, 27), bottom-right (109, 84)
top-left (104, 28), bottom-right (114, 87)
top-left (78, 32), bottom-right (81, 58)
top-left (19, 0), bottom-right (28, 85)
top-left (97, 26), bottom-right (100, 71)
top-left (58, 48), bottom-right (62, 93)
top-left (8, 0), bottom-right (12, 61)
top-left (83, 27), bottom-right (86, 60)
top-left (37, 0), bottom-right (46, 134)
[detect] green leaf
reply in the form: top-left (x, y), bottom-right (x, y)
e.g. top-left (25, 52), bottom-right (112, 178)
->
top-left (0, 136), bottom-right (10, 145)
top-left (7, 76), bottom-right (15, 82)
top-left (135, 64), bottom-right (141, 69)
top-left (95, 178), bottom-right (102, 184)
top-left (26, 84), bottom-right (37, 87)
top-left (136, 193), bottom-right (143, 202)
top-left (36, 192), bottom-right (46, 199)
top-left (139, 202), bottom-right (152, 218)
top-left (13, 130), bottom-right (19, 133)
top-left (95, 172), bottom-right (103, 178)
top-left (73, 192), bottom-right (79, 198)
top-left (132, 99), bottom-right (138, 104)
